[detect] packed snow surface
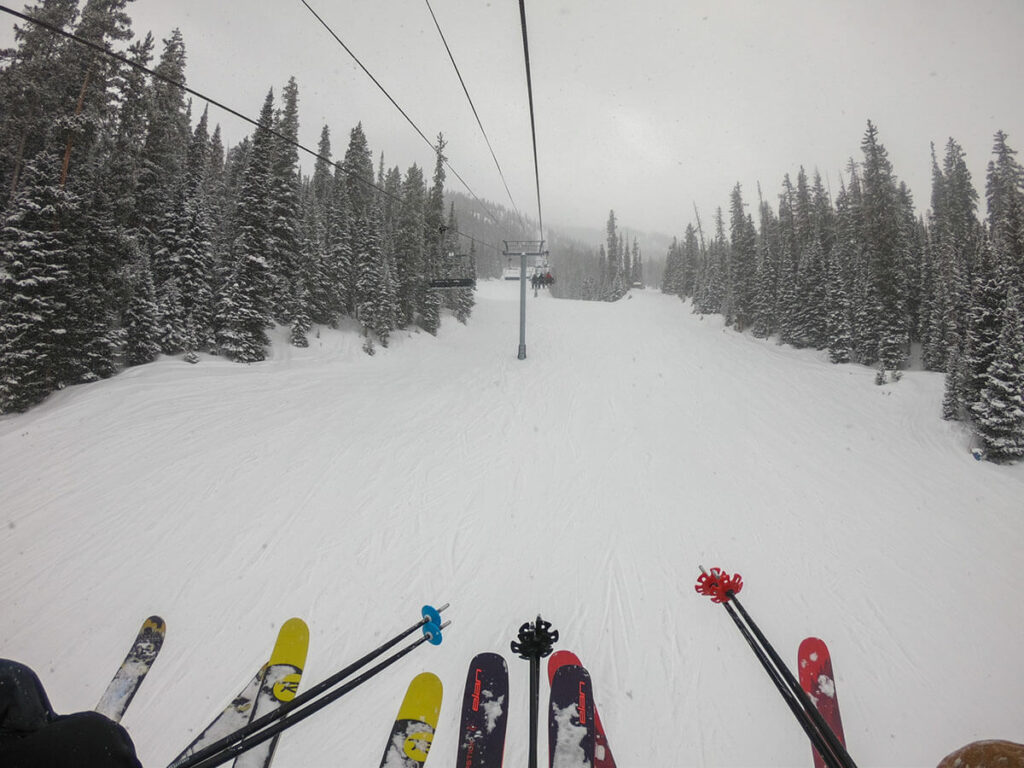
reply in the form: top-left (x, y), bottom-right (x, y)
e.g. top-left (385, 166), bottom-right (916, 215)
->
top-left (2, 281), bottom-right (1023, 767)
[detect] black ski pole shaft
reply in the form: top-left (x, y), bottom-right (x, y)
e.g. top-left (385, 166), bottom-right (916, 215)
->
top-left (510, 614), bottom-right (558, 768)
top-left (729, 594), bottom-right (857, 768)
top-left (696, 568), bottom-right (856, 768)
top-left (184, 622), bottom-right (449, 768)
top-left (174, 604), bottom-right (448, 768)
top-left (721, 600), bottom-right (847, 768)
top-left (528, 654), bottom-right (539, 768)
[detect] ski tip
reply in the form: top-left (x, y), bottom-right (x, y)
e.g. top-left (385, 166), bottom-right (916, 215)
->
top-left (143, 616), bottom-right (166, 633)
top-left (547, 650), bottom-right (583, 681)
top-left (799, 636), bottom-right (829, 653)
top-left (268, 618), bottom-right (310, 668)
top-left (470, 650), bottom-right (507, 666)
top-left (398, 672), bottom-right (443, 724)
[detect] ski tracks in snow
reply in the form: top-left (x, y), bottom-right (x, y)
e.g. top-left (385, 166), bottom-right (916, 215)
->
top-left (3, 284), bottom-right (1024, 767)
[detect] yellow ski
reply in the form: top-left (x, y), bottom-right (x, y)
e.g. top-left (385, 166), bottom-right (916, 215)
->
top-left (379, 672), bottom-right (443, 768)
top-left (170, 618), bottom-right (308, 767)
top-left (233, 617), bottom-right (309, 768)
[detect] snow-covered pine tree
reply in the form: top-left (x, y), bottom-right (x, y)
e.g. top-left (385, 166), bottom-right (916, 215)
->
top-left (859, 121), bottom-right (909, 371)
top-left (825, 248), bottom-right (853, 364)
top-left (985, 131), bottom-right (1024, 291)
top-left (325, 160), bottom-right (353, 320)
top-left (394, 163), bottom-right (425, 328)
top-left (156, 277), bottom-right (186, 354)
top-left (354, 202), bottom-right (395, 350)
top-left (377, 160), bottom-right (402, 335)
top-left (203, 124), bottom-right (230, 284)
top-left (55, 0), bottom-right (134, 189)
top-left (939, 137), bottom-right (979, 350)
top-left (289, 282), bottom-right (312, 348)
top-left (964, 234), bottom-right (1006, 410)
top-left (0, 149), bottom-right (79, 412)
top-left (103, 32), bottom-right (154, 231)
top-left (631, 239), bottom-right (643, 287)
top-left (728, 184), bottom-right (757, 331)
top-left (342, 123), bottom-right (375, 226)
top-left (804, 173), bottom-right (837, 349)
top-left (123, 251), bottom-right (161, 366)
top-left (789, 169), bottom-right (825, 346)
top-left (342, 123), bottom-right (376, 318)
top-left (0, 0), bottom-right (78, 200)
top-left (971, 287), bottom-right (1024, 462)
top-left (604, 210), bottom-right (626, 301)
top-left (373, 199), bottom-right (398, 344)
top-left (751, 185), bottom-right (781, 337)
top-left (775, 176), bottom-right (801, 346)
top-left (446, 204), bottom-right (474, 323)
top-left (704, 210), bottom-right (729, 316)
top-left (941, 345), bottom-right (964, 421)
top-left (681, 224), bottom-right (700, 299)
top-left (661, 237), bottom-right (681, 295)
top-left (136, 30), bottom-right (189, 260)
top-left (160, 107), bottom-right (215, 353)
top-left (268, 76), bottom-right (302, 323)
top-left (919, 143), bottom-right (948, 368)
top-left (618, 231), bottom-right (627, 292)
top-left (419, 137), bottom-right (446, 335)
top-left (850, 267), bottom-right (882, 366)
top-left (303, 124), bottom-right (335, 324)
top-left (310, 125), bottom-right (333, 218)
top-left (215, 90), bottom-right (275, 362)
top-left (897, 183), bottom-right (925, 348)
top-left (922, 263), bottom-right (956, 372)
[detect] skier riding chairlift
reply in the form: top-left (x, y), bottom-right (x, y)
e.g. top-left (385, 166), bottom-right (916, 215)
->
top-left (0, 659), bottom-right (142, 768)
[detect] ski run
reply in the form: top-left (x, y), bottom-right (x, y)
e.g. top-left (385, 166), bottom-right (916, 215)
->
top-left (2, 281), bottom-right (1023, 766)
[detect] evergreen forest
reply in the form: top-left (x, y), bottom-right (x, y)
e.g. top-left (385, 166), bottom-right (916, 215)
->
top-left (661, 121), bottom-right (1024, 463)
top-left (1, 2), bottom-right (1021, 465)
top-left (0, 0), bottom-right (475, 415)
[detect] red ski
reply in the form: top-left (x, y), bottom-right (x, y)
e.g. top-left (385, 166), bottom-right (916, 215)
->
top-left (798, 637), bottom-right (847, 768)
top-left (547, 651), bottom-right (616, 768)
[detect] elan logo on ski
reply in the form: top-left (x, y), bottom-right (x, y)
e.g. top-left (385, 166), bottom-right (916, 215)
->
top-left (577, 682), bottom-right (589, 725)
top-left (457, 653), bottom-right (509, 768)
top-left (471, 668), bottom-right (483, 712)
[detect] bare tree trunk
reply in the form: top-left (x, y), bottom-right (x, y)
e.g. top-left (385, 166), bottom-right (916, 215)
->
top-left (8, 132), bottom-right (27, 201)
top-left (60, 62), bottom-right (94, 188)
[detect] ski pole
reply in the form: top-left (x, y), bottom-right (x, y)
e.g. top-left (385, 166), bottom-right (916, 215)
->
top-left (719, 596), bottom-right (847, 768)
top-left (511, 614), bottom-right (558, 768)
top-left (184, 621), bottom-right (450, 768)
top-left (727, 591), bottom-right (857, 768)
top-left (695, 568), bottom-right (857, 768)
top-left (173, 604), bottom-right (448, 768)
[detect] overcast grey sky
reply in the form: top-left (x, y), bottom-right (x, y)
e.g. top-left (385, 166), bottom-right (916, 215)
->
top-left (4, 0), bottom-right (1024, 238)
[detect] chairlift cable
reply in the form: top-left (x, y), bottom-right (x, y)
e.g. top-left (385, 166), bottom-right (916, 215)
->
top-left (0, 3), bottom-right (396, 204)
top-left (423, 0), bottom-right (526, 233)
top-left (517, 0), bottom-right (545, 243)
top-left (0, 4), bottom-right (507, 256)
top-left (298, 0), bottom-right (507, 233)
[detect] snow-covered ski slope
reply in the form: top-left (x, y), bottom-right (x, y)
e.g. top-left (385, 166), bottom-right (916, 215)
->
top-left (2, 280), bottom-right (1022, 767)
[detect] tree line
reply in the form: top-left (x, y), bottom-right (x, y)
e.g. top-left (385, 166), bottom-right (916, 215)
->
top-left (540, 210), bottom-right (644, 301)
top-left (0, 0), bottom-right (475, 414)
top-left (662, 121), bottom-right (1024, 464)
